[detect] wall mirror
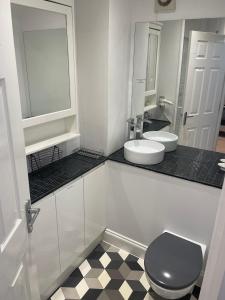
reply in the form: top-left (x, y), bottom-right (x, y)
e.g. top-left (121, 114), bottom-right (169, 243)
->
top-left (11, 0), bottom-right (76, 128)
top-left (131, 18), bottom-right (225, 153)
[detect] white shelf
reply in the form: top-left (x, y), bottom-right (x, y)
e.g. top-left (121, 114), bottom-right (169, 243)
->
top-left (144, 104), bottom-right (157, 112)
top-left (25, 132), bottom-right (80, 156)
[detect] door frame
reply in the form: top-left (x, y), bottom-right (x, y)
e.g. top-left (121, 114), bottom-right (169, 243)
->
top-left (199, 182), bottom-right (225, 300)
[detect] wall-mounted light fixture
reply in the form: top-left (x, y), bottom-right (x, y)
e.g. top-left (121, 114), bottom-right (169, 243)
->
top-left (155, 0), bottom-right (176, 13)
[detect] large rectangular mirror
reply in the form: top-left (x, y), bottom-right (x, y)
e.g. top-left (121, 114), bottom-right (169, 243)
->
top-left (131, 18), bottom-right (225, 153)
top-left (11, 1), bottom-right (75, 124)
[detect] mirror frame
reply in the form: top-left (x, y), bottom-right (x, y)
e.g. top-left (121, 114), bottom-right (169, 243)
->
top-left (11, 0), bottom-right (77, 129)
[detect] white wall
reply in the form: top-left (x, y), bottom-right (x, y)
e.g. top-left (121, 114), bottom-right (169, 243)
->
top-left (106, 0), bottom-right (131, 154)
top-left (107, 161), bottom-right (220, 265)
top-left (131, 0), bottom-right (225, 22)
top-left (206, 18), bottom-right (225, 34)
top-left (75, 0), bottom-right (109, 153)
top-left (75, 0), bottom-right (131, 155)
top-left (12, 4), bottom-right (66, 31)
top-left (185, 18), bottom-right (225, 38)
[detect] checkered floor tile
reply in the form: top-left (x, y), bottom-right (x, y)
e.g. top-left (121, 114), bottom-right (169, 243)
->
top-left (50, 242), bottom-right (201, 300)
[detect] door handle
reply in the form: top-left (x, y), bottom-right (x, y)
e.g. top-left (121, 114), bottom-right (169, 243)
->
top-left (25, 200), bottom-right (40, 233)
top-left (183, 112), bottom-right (195, 126)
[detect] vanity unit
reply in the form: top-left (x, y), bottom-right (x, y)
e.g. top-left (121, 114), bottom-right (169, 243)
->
top-left (106, 146), bottom-right (224, 278)
top-left (29, 154), bottom-right (106, 299)
top-left (29, 144), bottom-right (224, 299)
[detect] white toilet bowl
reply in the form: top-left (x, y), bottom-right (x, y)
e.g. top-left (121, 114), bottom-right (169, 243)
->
top-left (147, 277), bottom-right (196, 299)
top-left (144, 232), bottom-right (205, 299)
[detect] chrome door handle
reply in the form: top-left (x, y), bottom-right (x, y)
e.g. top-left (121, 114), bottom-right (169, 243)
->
top-left (25, 200), bottom-right (40, 233)
top-left (183, 112), bottom-right (195, 126)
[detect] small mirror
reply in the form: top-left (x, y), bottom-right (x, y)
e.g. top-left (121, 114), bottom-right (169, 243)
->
top-left (131, 18), bottom-right (225, 153)
top-left (11, 4), bottom-right (71, 119)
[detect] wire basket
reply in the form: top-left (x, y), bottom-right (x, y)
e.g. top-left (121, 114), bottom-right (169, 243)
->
top-left (27, 145), bottom-right (63, 173)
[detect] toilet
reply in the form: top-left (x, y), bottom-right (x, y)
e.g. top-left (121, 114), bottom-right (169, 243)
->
top-left (144, 232), bottom-right (205, 299)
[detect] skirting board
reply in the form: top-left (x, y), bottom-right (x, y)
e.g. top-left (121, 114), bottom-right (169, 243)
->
top-left (103, 229), bottom-right (204, 286)
top-left (103, 229), bottom-right (147, 259)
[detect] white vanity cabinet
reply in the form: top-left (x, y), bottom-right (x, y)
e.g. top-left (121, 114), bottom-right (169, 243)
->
top-left (31, 164), bottom-right (106, 298)
top-left (84, 165), bottom-right (106, 246)
top-left (55, 178), bottom-right (84, 273)
top-left (31, 194), bottom-right (60, 297)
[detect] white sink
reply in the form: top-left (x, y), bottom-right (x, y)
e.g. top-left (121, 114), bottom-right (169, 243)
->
top-left (143, 131), bottom-right (178, 152)
top-left (124, 140), bottom-right (165, 165)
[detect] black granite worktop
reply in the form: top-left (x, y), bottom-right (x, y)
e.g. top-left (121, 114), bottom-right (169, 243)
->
top-left (108, 145), bottom-right (225, 189)
top-left (29, 153), bottom-right (106, 204)
top-left (29, 144), bottom-right (224, 204)
top-left (143, 119), bottom-right (171, 133)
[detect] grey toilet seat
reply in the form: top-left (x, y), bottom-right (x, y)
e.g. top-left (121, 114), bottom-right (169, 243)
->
top-left (144, 232), bottom-right (203, 290)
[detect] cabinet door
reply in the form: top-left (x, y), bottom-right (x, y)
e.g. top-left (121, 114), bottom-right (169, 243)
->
top-left (84, 165), bottom-right (106, 246)
top-left (31, 195), bottom-right (60, 296)
top-left (55, 178), bottom-right (84, 273)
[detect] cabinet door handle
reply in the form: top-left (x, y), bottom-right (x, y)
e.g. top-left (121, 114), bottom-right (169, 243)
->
top-left (25, 200), bottom-right (40, 233)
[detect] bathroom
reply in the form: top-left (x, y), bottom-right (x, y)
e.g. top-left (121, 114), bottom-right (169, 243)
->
top-left (0, 0), bottom-right (225, 299)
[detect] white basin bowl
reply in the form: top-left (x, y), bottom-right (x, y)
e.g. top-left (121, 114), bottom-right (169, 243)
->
top-left (143, 131), bottom-right (178, 152)
top-left (124, 140), bottom-right (165, 165)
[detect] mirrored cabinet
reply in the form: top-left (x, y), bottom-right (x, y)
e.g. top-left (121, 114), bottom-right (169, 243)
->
top-left (145, 26), bottom-right (161, 110)
top-left (131, 22), bottom-right (162, 116)
top-left (11, 0), bottom-right (79, 155)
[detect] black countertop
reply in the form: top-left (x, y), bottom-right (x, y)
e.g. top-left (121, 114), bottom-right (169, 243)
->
top-left (29, 145), bottom-right (225, 204)
top-left (108, 145), bottom-right (225, 189)
top-left (143, 119), bottom-right (171, 133)
top-left (29, 153), bottom-right (106, 204)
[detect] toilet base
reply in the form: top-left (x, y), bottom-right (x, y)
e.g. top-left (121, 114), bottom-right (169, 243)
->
top-left (147, 276), bottom-right (195, 299)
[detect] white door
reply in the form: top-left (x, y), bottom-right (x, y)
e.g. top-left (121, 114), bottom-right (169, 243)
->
top-left (181, 31), bottom-right (225, 150)
top-left (0, 1), bottom-right (40, 299)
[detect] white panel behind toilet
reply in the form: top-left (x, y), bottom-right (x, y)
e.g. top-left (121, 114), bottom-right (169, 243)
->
top-left (164, 230), bottom-right (207, 258)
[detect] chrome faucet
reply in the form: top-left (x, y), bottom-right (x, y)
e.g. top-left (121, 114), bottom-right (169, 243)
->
top-left (143, 111), bottom-right (152, 124)
top-left (127, 117), bottom-right (135, 140)
top-left (135, 114), bottom-right (143, 139)
top-left (127, 114), bottom-right (144, 140)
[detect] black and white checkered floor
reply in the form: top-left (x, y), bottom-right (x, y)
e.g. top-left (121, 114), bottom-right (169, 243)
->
top-left (51, 242), bottom-right (200, 300)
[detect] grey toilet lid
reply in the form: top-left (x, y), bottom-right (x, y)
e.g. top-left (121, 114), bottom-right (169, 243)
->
top-left (144, 233), bottom-right (203, 290)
